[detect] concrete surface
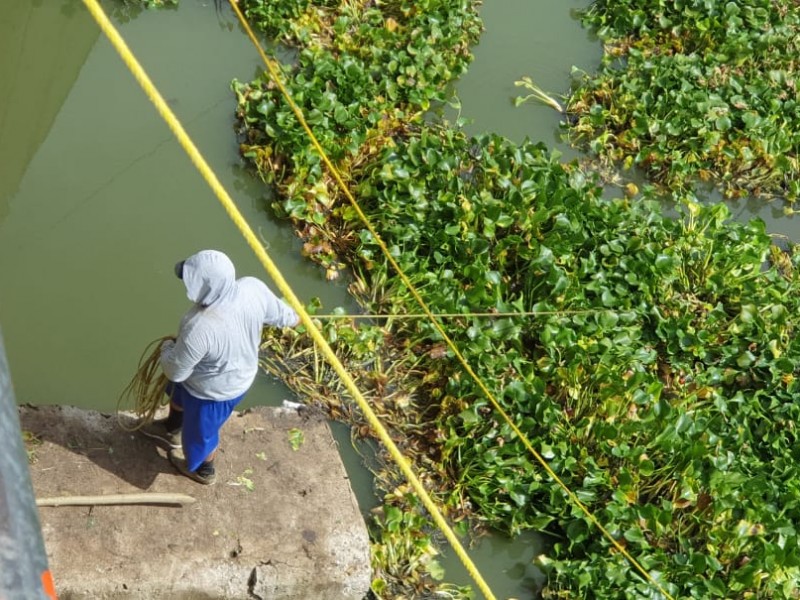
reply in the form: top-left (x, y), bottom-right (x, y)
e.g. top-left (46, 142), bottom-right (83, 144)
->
top-left (19, 404), bottom-right (372, 599)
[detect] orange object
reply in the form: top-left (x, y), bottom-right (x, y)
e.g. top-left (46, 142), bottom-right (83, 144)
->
top-left (41, 570), bottom-right (57, 600)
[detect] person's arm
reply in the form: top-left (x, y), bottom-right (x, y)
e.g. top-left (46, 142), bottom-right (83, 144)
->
top-left (264, 292), bottom-right (300, 328)
top-left (253, 279), bottom-right (299, 328)
top-left (160, 331), bottom-right (206, 382)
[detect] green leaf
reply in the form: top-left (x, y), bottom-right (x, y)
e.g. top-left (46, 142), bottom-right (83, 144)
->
top-left (288, 428), bottom-right (305, 451)
top-left (654, 254), bottom-right (675, 272)
top-left (736, 351), bottom-right (755, 368)
top-left (639, 459), bottom-right (655, 476)
top-left (623, 527), bottom-right (645, 543)
top-left (427, 559), bottom-right (445, 581)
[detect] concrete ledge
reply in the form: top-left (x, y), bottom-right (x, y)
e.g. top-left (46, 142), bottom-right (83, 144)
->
top-left (19, 404), bottom-right (372, 600)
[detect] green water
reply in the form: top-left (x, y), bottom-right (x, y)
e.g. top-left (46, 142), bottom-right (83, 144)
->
top-left (448, 0), bottom-right (599, 158)
top-left (2, 2), bottom-right (797, 599)
top-left (0, 0), bottom-right (351, 413)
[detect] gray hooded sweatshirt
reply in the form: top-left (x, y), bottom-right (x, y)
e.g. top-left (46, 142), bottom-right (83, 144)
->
top-left (160, 250), bottom-right (299, 401)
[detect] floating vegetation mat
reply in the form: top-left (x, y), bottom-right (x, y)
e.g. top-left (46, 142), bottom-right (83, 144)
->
top-left (567, 0), bottom-right (800, 202)
top-left (259, 117), bottom-right (800, 597)
top-left (236, 0), bottom-right (800, 597)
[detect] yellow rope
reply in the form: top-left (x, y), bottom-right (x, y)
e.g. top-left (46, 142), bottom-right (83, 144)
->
top-left (228, 3), bottom-right (676, 598)
top-left (79, 1), bottom-right (498, 598)
top-left (313, 309), bottom-right (601, 319)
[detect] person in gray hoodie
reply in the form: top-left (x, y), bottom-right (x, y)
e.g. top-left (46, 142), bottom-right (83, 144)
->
top-left (141, 249), bottom-right (299, 484)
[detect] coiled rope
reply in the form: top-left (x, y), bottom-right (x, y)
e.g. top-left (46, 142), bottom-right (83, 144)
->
top-left (116, 336), bottom-right (172, 431)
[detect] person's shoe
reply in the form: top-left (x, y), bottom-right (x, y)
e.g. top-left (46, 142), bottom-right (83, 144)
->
top-left (169, 448), bottom-right (216, 485)
top-left (138, 419), bottom-right (182, 449)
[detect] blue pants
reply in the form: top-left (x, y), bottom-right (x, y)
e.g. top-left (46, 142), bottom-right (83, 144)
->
top-left (169, 383), bottom-right (245, 472)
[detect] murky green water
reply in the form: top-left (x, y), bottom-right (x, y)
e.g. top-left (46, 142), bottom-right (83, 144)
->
top-left (2, 2), bottom-right (797, 599)
top-left (448, 0), bottom-right (599, 158)
top-left (0, 0), bottom-right (352, 413)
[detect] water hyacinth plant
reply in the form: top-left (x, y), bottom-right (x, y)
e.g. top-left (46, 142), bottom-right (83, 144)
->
top-left (566, 0), bottom-right (800, 202)
top-left (261, 117), bottom-right (800, 598)
top-left (351, 132), bottom-right (800, 598)
top-left (233, 0), bottom-right (481, 279)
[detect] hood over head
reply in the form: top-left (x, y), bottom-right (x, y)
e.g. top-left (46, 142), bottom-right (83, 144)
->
top-left (179, 250), bottom-right (236, 307)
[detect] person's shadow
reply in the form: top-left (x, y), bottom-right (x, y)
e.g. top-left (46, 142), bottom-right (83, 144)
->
top-left (20, 404), bottom-right (175, 493)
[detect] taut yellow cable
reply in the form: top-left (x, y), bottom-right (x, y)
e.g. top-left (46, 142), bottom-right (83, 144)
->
top-left (79, 0), bottom-right (498, 598)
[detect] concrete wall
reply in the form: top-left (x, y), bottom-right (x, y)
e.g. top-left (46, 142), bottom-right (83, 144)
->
top-left (0, 0), bottom-right (99, 216)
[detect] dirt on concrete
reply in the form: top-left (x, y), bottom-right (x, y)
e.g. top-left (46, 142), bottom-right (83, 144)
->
top-left (19, 404), bottom-right (372, 600)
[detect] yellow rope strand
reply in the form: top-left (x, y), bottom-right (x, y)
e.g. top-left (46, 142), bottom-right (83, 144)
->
top-left (228, 3), bottom-right (675, 598)
top-left (312, 309), bottom-right (601, 319)
top-left (79, 2), bottom-right (498, 598)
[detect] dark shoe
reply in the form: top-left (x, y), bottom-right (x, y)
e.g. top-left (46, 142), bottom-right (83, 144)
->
top-left (169, 448), bottom-right (216, 485)
top-left (138, 419), bottom-right (181, 449)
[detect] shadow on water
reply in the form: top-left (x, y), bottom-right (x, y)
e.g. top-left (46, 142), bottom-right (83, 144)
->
top-left (435, 529), bottom-right (548, 599)
top-left (329, 421), bottom-right (383, 519)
